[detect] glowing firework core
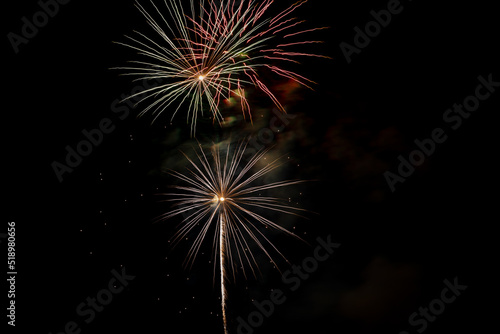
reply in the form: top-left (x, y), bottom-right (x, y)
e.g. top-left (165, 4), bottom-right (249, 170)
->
top-left (213, 195), bottom-right (226, 203)
top-left (212, 195), bottom-right (226, 203)
top-left (198, 75), bottom-right (205, 81)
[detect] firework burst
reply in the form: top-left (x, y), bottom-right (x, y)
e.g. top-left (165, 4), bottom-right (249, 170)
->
top-left (156, 140), bottom-right (309, 333)
top-left (114, 0), bottom-right (329, 135)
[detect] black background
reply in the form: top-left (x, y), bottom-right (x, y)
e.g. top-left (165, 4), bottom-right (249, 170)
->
top-left (3, 0), bottom-right (499, 333)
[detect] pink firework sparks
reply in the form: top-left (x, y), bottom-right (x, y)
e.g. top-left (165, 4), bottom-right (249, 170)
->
top-left (114, 0), bottom-right (329, 135)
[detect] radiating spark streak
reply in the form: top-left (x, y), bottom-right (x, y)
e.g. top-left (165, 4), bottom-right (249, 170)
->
top-left (114, 0), bottom-right (328, 135)
top-left (271, 20), bottom-right (306, 36)
top-left (270, 0), bottom-right (307, 26)
top-left (272, 51), bottom-right (332, 59)
top-left (277, 41), bottom-right (324, 47)
top-left (156, 139), bottom-right (310, 333)
top-left (283, 26), bottom-right (330, 38)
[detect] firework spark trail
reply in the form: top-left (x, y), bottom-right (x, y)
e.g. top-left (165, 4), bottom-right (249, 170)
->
top-left (156, 140), bottom-right (309, 333)
top-left (114, 0), bottom-right (329, 135)
top-left (219, 215), bottom-right (228, 334)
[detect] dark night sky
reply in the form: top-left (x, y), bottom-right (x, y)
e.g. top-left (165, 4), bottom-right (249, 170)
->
top-left (3, 1), bottom-right (499, 334)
